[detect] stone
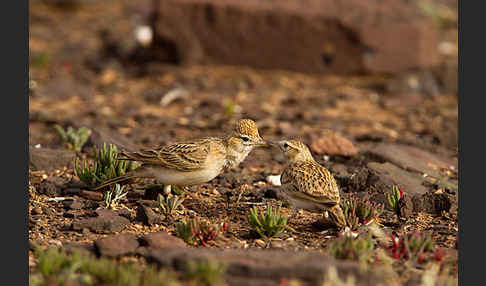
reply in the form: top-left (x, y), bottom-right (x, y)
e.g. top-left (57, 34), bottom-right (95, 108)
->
top-left (398, 194), bottom-right (414, 218)
top-left (363, 143), bottom-right (456, 178)
top-left (36, 181), bottom-right (61, 197)
top-left (79, 190), bottom-right (103, 201)
top-left (63, 198), bottom-right (84, 210)
top-left (63, 242), bottom-right (96, 256)
top-left (141, 231), bottom-right (187, 249)
top-left (72, 212), bottom-right (130, 233)
top-left (95, 208), bottom-right (132, 220)
top-left (29, 147), bottom-right (76, 172)
top-left (94, 234), bottom-right (139, 257)
top-left (146, 248), bottom-right (400, 286)
top-left (263, 187), bottom-right (279, 199)
top-left (367, 162), bottom-right (428, 196)
top-left (136, 205), bottom-right (165, 226)
top-left (152, 0), bottom-right (439, 75)
top-left (412, 192), bottom-right (452, 214)
top-left (311, 132), bottom-right (359, 157)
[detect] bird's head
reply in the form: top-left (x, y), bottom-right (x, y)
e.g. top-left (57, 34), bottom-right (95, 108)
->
top-left (273, 140), bottom-right (314, 162)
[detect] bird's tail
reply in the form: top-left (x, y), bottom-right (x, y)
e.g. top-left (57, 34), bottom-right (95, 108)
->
top-left (91, 173), bottom-right (137, 191)
top-left (327, 205), bottom-right (347, 229)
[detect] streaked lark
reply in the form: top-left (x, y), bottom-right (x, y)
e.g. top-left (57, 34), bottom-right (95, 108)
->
top-left (94, 119), bottom-right (267, 193)
top-left (273, 140), bottom-right (346, 229)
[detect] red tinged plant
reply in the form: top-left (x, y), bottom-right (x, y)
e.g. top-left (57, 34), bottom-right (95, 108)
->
top-left (388, 231), bottom-right (435, 265)
top-left (176, 218), bottom-right (230, 247)
top-left (341, 197), bottom-right (384, 230)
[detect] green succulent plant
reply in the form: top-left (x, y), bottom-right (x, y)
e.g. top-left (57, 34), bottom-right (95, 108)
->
top-left (157, 193), bottom-right (185, 216)
top-left (329, 234), bottom-right (375, 262)
top-left (387, 186), bottom-right (403, 218)
top-left (247, 204), bottom-right (293, 240)
top-left (74, 143), bottom-right (139, 187)
top-left (55, 125), bottom-right (92, 151)
top-left (341, 197), bottom-right (384, 230)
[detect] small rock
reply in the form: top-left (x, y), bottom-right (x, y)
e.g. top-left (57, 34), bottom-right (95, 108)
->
top-left (136, 205), bottom-right (165, 226)
top-left (36, 178), bottom-right (66, 197)
top-left (143, 185), bottom-right (166, 200)
top-left (141, 231), bottom-right (186, 249)
top-left (94, 234), bottom-right (139, 257)
top-left (266, 175), bottom-right (281, 186)
top-left (398, 194), bottom-right (414, 218)
top-left (63, 188), bottom-right (82, 196)
top-left (42, 206), bottom-right (57, 216)
top-left (29, 147), bottom-right (76, 172)
top-left (364, 143), bottom-right (456, 179)
top-left (413, 192), bottom-right (452, 214)
top-left (72, 214), bottom-right (130, 234)
top-left (255, 239), bottom-right (266, 247)
top-left (263, 187), bottom-right (280, 199)
top-left (96, 208), bottom-right (132, 219)
top-left (80, 190), bottom-right (103, 201)
top-left (31, 207), bottom-right (43, 215)
top-left (64, 242), bottom-right (96, 255)
top-left (63, 199), bottom-right (84, 210)
top-left (367, 162), bottom-right (428, 196)
top-left (310, 132), bottom-right (359, 156)
top-left (64, 210), bottom-right (83, 218)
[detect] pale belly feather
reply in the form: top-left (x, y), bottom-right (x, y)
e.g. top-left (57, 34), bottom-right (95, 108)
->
top-left (147, 165), bottom-right (223, 186)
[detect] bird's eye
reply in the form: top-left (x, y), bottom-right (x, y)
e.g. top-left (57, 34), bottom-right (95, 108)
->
top-left (240, 136), bottom-right (249, 142)
top-left (283, 143), bottom-right (289, 148)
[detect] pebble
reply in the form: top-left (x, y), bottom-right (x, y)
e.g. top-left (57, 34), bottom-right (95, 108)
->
top-left (255, 239), bottom-right (266, 247)
top-left (266, 175), bottom-right (281, 186)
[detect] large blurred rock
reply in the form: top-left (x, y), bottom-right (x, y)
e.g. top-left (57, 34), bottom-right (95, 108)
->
top-left (152, 0), bottom-right (440, 74)
top-left (29, 147), bottom-right (76, 172)
top-left (147, 248), bottom-right (400, 286)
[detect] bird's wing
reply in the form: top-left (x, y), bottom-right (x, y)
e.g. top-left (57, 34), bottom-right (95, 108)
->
top-left (119, 138), bottom-right (213, 171)
top-left (281, 161), bottom-right (340, 205)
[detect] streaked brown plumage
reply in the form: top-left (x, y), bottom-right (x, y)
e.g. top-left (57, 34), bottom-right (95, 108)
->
top-left (94, 119), bottom-right (266, 192)
top-left (275, 140), bottom-right (346, 229)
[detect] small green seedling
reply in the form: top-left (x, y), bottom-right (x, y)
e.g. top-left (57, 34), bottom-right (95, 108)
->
top-left (157, 193), bottom-right (184, 216)
top-left (30, 247), bottom-right (179, 286)
top-left (103, 184), bottom-right (127, 209)
top-left (341, 199), bottom-right (359, 231)
top-left (184, 259), bottom-right (227, 286)
top-left (247, 204), bottom-right (292, 240)
top-left (387, 185), bottom-right (403, 218)
top-left (55, 125), bottom-right (92, 151)
top-left (74, 143), bottom-right (139, 187)
top-left (329, 234), bottom-right (375, 262)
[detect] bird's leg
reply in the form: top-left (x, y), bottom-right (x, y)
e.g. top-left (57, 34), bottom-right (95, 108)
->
top-left (163, 185), bottom-right (172, 195)
top-left (290, 204), bottom-right (298, 218)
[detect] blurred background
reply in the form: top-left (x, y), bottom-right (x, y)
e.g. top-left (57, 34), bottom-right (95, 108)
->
top-left (29, 0), bottom-right (458, 174)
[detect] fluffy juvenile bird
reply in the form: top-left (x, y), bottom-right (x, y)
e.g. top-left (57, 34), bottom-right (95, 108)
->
top-left (94, 119), bottom-right (267, 193)
top-left (274, 140), bottom-right (346, 229)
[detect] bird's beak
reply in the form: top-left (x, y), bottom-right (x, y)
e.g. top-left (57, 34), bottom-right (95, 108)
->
top-left (267, 141), bottom-right (279, 147)
top-left (253, 137), bottom-right (268, 147)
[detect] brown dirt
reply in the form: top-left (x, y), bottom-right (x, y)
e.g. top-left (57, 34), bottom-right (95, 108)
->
top-left (29, 0), bottom-right (458, 284)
